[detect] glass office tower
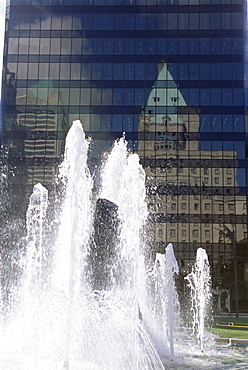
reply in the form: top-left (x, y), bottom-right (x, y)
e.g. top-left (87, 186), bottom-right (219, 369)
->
top-left (1, 0), bottom-right (248, 311)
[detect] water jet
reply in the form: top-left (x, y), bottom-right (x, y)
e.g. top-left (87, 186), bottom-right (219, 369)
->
top-left (0, 120), bottom-right (247, 369)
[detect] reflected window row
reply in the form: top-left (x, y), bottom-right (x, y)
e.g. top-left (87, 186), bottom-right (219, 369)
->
top-left (8, 37), bottom-right (243, 56)
top-left (7, 61), bottom-right (244, 81)
top-left (9, 12), bottom-right (243, 31)
top-left (6, 0), bottom-right (244, 6)
top-left (4, 110), bottom-right (245, 133)
top-left (12, 85), bottom-right (244, 108)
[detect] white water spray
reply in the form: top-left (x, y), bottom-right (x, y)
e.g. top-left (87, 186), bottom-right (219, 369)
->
top-left (53, 120), bottom-right (93, 296)
top-left (147, 243), bottom-right (179, 359)
top-left (185, 247), bottom-right (212, 352)
top-left (0, 121), bottom-right (165, 369)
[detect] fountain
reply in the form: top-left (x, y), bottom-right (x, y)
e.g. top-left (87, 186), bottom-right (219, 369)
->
top-left (185, 248), bottom-right (212, 352)
top-left (0, 120), bottom-right (247, 369)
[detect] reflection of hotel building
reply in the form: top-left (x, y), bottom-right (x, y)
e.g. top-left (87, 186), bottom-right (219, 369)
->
top-left (138, 63), bottom-right (247, 292)
top-left (1, 1), bottom-right (248, 309)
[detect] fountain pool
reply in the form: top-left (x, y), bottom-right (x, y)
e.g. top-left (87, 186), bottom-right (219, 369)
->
top-left (0, 120), bottom-right (247, 369)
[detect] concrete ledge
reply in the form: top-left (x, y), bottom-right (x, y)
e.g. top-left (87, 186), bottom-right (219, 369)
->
top-left (214, 338), bottom-right (248, 345)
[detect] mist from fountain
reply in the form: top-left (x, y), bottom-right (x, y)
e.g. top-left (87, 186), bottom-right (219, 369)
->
top-left (185, 247), bottom-right (212, 352)
top-left (1, 120), bottom-right (246, 369)
top-left (0, 121), bottom-right (166, 369)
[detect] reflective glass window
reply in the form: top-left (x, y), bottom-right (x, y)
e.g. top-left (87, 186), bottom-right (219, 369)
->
top-left (124, 89), bottom-right (134, 105)
top-left (222, 38), bottom-right (232, 54)
top-left (211, 39), bottom-right (221, 54)
top-left (168, 39), bottom-right (177, 54)
top-left (123, 114), bottom-right (134, 131)
top-left (104, 14), bottom-right (114, 30)
top-left (200, 13), bottom-right (210, 29)
top-left (80, 88), bottom-right (91, 105)
top-left (113, 89), bottom-right (123, 105)
top-left (104, 39), bottom-right (114, 55)
top-left (168, 14), bottom-right (178, 30)
top-left (211, 63), bottom-right (221, 79)
top-left (61, 38), bottom-right (71, 55)
top-left (212, 115), bottom-right (222, 131)
top-left (136, 14), bottom-right (146, 30)
top-left (124, 64), bottom-right (134, 80)
top-left (114, 39), bottom-right (124, 55)
top-left (200, 63), bottom-right (210, 79)
top-left (222, 89), bottom-right (232, 105)
top-left (72, 15), bottom-right (82, 30)
top-left (41, 14), bottom-right (51, 30)
top-left (235, 142), bottom-right (245, 159)
top-left (51, 38), bottom-right (61, 54)
top-left (71, 63), bottom-right (81, 80)
top-left (82, 39), bottom-right (92, 55)
top-left (18, 62), bottom-right (28, 79)
top-left (125, 39), bottom-right (135, 55)
top-left (189, 63), bottom-right (199, 80)
top-left (81, 64), bottom-right (91, 80)
top-left (157, 38), bottom-right (167, 54)
top-left (102, 115), bottom-right (112, 131)
top-left (136, 39), bottom-right (145, 55)
top-left (178, 63), bottom-right (188, 80)
top-left (60, 63), bottom-right (70, 80)
top-left (200, 89), bottom-right (210, 105)
top-left (30, 14), bottom-right (41, 30)
top-left (92, 63), bottom-right (102, 80)
top-left (200, 38), bottom-right (210, 54)
top-left (30, 38), bottom-right (40, 54)
top-left (69, 88), bottom-right (80, 105)
top-left (157, 14), bottom-right (167, 30)
top-left (135, 64), bottom-right (145, 80)
top-left (222, 13), bottom-right (231, 29)
top-left (211, 13), bottom-right (220, 29)
top-left (114, 64), bottom-right (123, 79)
top-left (179, 13), bottom-right (188, 29)
top-left (94, 14), bottom-right (104, 30)
top-left (20, 14), bottom-right (30, 30)
top-left (236, 168), bottom-right (246, 186)
top-left (147, 14), bottom-right (156, 30)
top-left (223, 115), bottom-right (233, 131)
top-left (50, 63), bottom-right (60, 80)
top-left (233, 63), bottom-right (243, 80)
top-left (83, 14), bottom-right (93, 30)
top-left (91, 88), bottom-right (102, 105)
top-left (40, 38), bottom-right (50, 54)
top-left (179, 39), bottom-right (188, 54)
top-left (146, 39), bottom-right (156, 54)
top-left (233, 89), bottom-right (244, 105)
top-left (72, 38), bottom-right (82, 54)
top-left (115, 14), bottom-right (124, 30)
top-left (234, 115), bottom-right (244, 132)
top-left (189, 39), bottom-right (199, 54)
top-left (112, 114), bottom-right (123, 131)
top-left (102, 89), bottom-right (112, 105)
top-left (189, 13), bottom-right (199, 29)
top-left (232, 12), bottom-right (242, 29)
top-left (62, 15), bottom-right (72, 30)
top-left (103, 64), bottom-right (113, 80)
top-left (51, 15), bottom-right (62, 30)
top-left (93, 39), bottom-right (103, 55)
top-left (39, 63), bottom-right (49, 79)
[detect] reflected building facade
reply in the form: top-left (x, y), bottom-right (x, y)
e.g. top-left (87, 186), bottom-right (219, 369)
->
top-left (1, 0), bottom-right (248, 310)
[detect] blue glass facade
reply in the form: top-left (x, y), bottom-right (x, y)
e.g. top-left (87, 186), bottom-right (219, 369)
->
top-left (1, 0), bottom-right (248, 310)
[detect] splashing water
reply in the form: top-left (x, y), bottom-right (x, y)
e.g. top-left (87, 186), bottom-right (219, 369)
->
top-left (185, 248), bottom-right (212, 352)
top-left (0, 121), bottom-right (165, 370)
top-left (146, 243), bottom-right (180, 360)
top-left (0, 120), bottom-right (247, 369)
